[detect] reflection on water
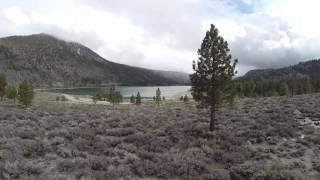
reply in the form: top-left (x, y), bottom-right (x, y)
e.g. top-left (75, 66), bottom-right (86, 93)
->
top-left (47, 86), bottom-right (191, 98)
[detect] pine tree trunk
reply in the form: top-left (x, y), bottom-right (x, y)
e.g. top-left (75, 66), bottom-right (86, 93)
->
top-left (209, 105), bottom-right (215, 131)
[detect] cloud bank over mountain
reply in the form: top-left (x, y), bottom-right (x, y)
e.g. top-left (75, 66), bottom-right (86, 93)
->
top-left (1, 0), bottom-right (319, 75)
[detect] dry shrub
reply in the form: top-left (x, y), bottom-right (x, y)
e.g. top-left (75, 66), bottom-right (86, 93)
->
top-left (229, 162), bottom-right (263, 180)
top-left (117, 143), bottom-right (138, 153)
top-left (201, 169), bottom-right (230, 180)
top-left (21, 139), bottom-right (46, 158)
top-left (16, 128), bottom-right (40, 139)
top-left (0, 93), bottom-right (319, 179)
top-left (0, 161), bottom-right (19, 179)
top-left (73, 137), bottom-right (91, 151)
top-left (47, 129), bottom-right (70, 140)
top-left (56, 146), bottom-right (74, 158)
top-left (264, 170), bottom-right (308, 180)
top-left (57, 158), bottom-right (88, 173)
top-left (88, 156), bottom-right (110, 171)
top-left (200, 144), bottom-right (214, 155)
top-left (43, 174), bottom-right (77, 180)
top-left (222, 152), bottom-right (246, 165)
top-left (18, 161), bottom-right (43, 176)
top-left (106, 127), bottom-right (136, 137)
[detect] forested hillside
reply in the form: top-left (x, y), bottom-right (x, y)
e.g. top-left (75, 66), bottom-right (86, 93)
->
top-left (235, 76), bottom-right (320, 97)
top-left (0, 34), bottom-right (190, 88)
top-left (238, 59), bottom-right (320, 97)
top-left (242, 59), bottom-right (320, 80)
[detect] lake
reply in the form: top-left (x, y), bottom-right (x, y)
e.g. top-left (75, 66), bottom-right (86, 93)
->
top-left (46, 86), bottom-right (191, 98)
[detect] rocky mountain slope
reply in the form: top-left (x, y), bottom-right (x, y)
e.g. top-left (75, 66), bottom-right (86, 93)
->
top-left (0, 34), bottom-right (190, 88)
top-left (242, 59), bottom-right (320, 80)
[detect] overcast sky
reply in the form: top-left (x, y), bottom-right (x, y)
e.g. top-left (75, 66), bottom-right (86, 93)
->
top-left (1, 0), bottom-right (320, 75)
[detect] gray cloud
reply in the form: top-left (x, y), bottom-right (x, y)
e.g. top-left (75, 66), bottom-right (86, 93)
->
top-left (0, 0), bottom-right (320, 75)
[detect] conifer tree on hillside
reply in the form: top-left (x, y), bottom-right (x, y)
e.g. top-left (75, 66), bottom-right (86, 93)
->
top-left (287, 79), bottom-right (297, 96)
top-left (235, 82), bottom-right (244, 98)
top-left (296, 82), bottom-right (304, 95)
top-left (18, 81), bottom-right (34, 107)
top-left (190, 24), bottom-right (238, 131)
top-left (236, 76), bottom-right (320, 97)
top-left (303, 77), bottom-right (312, 94)
top-left (136, 92), bottom-right (141, 105)
top-left (278, 82), bottom-right (289, 96)
top-left (0, 74), bottom-right (7, 100)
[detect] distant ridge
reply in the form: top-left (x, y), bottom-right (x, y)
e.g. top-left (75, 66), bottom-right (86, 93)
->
top-left (241, 59), bottom-right (320, 80)
top-left (0, 34), bottom-right (190, 88)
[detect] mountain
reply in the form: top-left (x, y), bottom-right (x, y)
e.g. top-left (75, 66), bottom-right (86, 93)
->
top-left (241, 59), bottom-right (320, 80)
top-left (0, 34), bottom-right (190, 88)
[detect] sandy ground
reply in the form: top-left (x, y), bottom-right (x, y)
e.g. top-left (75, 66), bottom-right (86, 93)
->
top-left (62, 94), bottom-right (132, 105)
top-left (35, 91), bottom-right (189, 105)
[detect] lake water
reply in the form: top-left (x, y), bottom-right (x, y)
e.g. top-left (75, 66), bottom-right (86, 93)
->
top-left (47, 86), bottom-right (191, 98)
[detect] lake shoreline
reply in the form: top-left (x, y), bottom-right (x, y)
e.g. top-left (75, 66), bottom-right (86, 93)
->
top-left (35, 91), bottom-right (190, 106)
top-left (39, 86), bottom-right (191, 98)
top-left (34, 84), bottom-right (191, 91)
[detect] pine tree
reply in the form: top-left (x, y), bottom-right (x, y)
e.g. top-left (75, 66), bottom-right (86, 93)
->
top-left (108, 85), bottom-right (123, 105)
top-left (136, 92), bottom-right (141, 105)
top-left (114, 91), bottom-right (123, 104)
top-left (95, 93), bottom-right (100, 101)
top-left (5, 85), bottom-right (17, 103)
top-left (269, 91), bottom-right (279, 97)
top-left (109, 85), bottom-right (117, 105)
top-left (155, 88), bottom-right (161, 105)
top-left (287, 79), bottom-right (297, 96)
top-left (130, 94), bottom-right (136, 104)
top-left (180, 96), bottom-right (184, 101)
top-left (311, 75), bottom-right (320, 92)
top-left (190, 24), bottom-right (238, 131)
top-left (183, 95), bottom-right (189, 102)
top-left (278, 82), bottom-right (289, 96)
top-left (314, 76), bottom-right (320, 92)
top-left (18, 81), bottom-right (34, 107)
top-left (303, 77), bottom-right (312, 94)
top-left (296, 82), bottom-right (304, 95)
top-left (0, 74), bottom-right (7, 100)
top-left (243, 81), bottom-right (255, 97)
top-left (235, 82), bottom-right (244, 98)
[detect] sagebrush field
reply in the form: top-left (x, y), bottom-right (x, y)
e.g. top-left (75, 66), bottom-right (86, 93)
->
top-left (0, 93), bottom-right (320, 179)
